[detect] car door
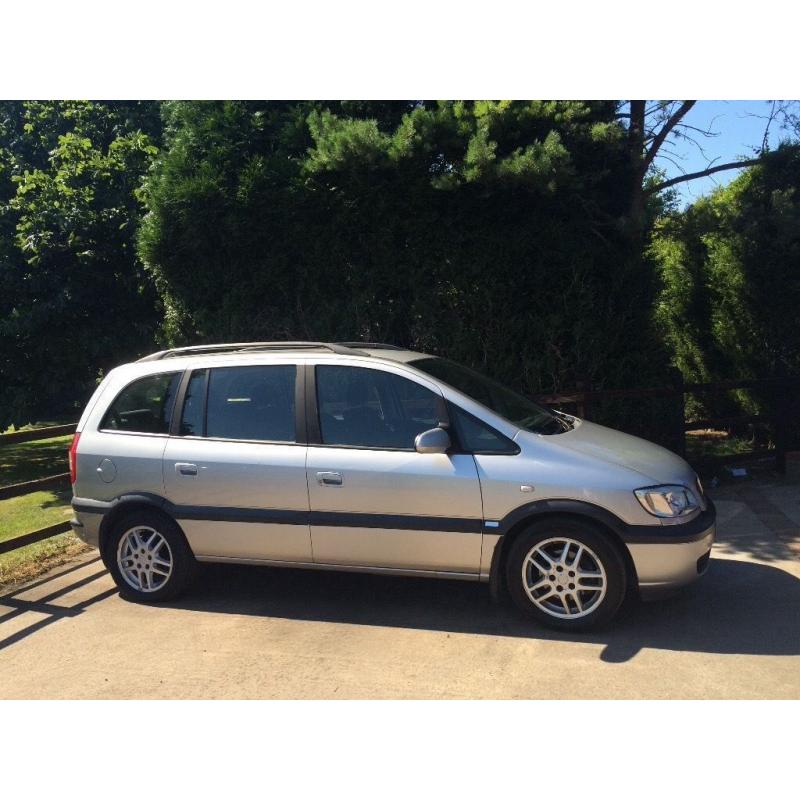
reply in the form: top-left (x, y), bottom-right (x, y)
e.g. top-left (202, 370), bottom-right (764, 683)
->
top-left (306, 363), bottom-right (484, 573)
top-left (163, 363), bottom-right (313, 562)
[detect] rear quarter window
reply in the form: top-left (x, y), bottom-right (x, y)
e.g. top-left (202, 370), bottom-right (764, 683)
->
top-left (100, 372), bottom-right (181, 434)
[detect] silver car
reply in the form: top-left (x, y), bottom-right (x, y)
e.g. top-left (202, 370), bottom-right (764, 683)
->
top-left (69, 342), bottom-right (715, 630)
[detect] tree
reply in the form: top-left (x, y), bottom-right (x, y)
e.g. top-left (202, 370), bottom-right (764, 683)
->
top-left (651, 143), bottom-right (800, 418)
top-left (139, 101), bottom-right (670, 411)
top-left (5, 99), bottom-right (794, 439)
top-left (0, 101), bottom-right (162, 428)
top-left (620, 101), bottom-right (766, 232)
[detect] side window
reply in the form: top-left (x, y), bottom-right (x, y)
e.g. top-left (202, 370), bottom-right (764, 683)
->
top-left (205, 365), bottom-right (296, 442)
top-left (101, 372), bottom-right (180, 434)
top-left (449, 403), bottom-right (519, 454)
top-left (392, 373), bottom-right (441, 429)
top-left (179, 370), bottom-right (207, 436)
top-left (316, 365), bottom-right (443, 449)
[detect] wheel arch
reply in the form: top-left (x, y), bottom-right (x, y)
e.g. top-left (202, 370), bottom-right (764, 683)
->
top-left (98, 494), bottom-right (188, 567)
top-left (489, 500), bottom-right (639, 602)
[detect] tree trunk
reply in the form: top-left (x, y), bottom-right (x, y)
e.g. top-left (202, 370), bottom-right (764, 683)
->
top-left (627, 100), bottom-right (647, 240)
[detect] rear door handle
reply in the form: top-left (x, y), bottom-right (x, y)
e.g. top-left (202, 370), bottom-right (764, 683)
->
top-left (316, 471), bottom-right (343, 486)
top-left (175, 462), bottom-right (198, 476)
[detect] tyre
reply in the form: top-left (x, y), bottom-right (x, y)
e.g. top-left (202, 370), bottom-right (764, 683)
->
top-left (107, 509), bottom-right (195, 602)
top-left (505, 517), bottom-right (627, 631)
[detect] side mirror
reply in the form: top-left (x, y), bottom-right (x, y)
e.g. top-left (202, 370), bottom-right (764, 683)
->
top-left (414, 426), bottom-right (451, 454)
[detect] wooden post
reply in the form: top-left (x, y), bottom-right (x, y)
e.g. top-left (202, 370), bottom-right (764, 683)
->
top-left (773, 366), bottom-right (789, 475)
top-left (669, 367), bottom-right (686, 457)
top-left (575, 377), bottom-right (592, 420)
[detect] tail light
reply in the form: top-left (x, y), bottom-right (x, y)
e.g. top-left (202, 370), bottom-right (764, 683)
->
top-left (69, 432), bottom-right (81, 484)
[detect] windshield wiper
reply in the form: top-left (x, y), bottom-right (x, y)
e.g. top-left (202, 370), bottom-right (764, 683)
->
top-left (517, 414), bottom-right (565, 434)
top-left (544, 417), bottom-right (567, 434)
top-left (553, 412), bottom-right (573, 432)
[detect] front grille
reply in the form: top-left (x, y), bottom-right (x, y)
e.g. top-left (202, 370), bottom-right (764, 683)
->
top-left (696, 550), bottom-right (711, 574)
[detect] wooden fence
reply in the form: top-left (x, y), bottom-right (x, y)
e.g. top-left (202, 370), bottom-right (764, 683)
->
top-left (1, 374), bottom-right (797, 554)
top-left (535, 374), bottom-right (799, 474)
top-left (0, 424), bottom-right (76, 556)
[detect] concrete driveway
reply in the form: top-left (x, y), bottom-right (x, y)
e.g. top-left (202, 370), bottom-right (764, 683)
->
top-left (1, 480), bottom-right (799, 699)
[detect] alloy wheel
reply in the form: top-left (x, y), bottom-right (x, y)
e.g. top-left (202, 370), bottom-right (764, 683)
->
top-left (522, 536), bottom-right (607, 619)
top-left (116, 525), bottom-right (174, 593)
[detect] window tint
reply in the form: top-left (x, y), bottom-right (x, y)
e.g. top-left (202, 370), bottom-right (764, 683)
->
top-left (206, 365), bottom-right (296, 442)
top-left (101, 373), bottom-right (180, 434)
top-left (316, 365), bottom-right (443, 449)
top-left (449, 403), bottom-right (519, 454)
top-left (180, 370), bottom-right (207, 436)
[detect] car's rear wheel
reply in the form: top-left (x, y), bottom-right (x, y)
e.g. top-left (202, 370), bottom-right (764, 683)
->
top-left (107, 510), bottom-right (194, 602)
top-left (506, 518), bottom-right (627, 631)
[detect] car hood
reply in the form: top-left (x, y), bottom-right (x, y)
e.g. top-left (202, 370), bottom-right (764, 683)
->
top-left (544, 418), bottom-right (695, 486)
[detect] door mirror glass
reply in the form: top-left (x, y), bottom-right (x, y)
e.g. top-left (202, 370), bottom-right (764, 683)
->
top-left (414, 427), bottom-right (451, 454)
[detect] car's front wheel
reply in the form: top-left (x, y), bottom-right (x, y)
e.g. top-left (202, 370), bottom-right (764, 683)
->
top-left (107, 510), bottom-right (194, 602)
top-left (506, 518), bottom-right (627, 631)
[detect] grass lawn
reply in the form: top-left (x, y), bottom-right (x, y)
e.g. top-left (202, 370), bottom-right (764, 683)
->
top-left (0, 431), bottom-right (89, 590)
top-left (685, 431), bottom-right (767, 460)
top-left (0, 433), bottom-right (73, 486)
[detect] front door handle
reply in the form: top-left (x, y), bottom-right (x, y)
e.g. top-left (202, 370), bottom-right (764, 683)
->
top-left (316, 471), bottom-right (343, 486)
top-left (175, 462), bottom-right (198, 476)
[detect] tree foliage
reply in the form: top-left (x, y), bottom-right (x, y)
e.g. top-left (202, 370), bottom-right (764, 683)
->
top-left (653, 144), bottom-right (800, 380)
top-left (139, 100), bottom-right (667, 399)
top-left (651, 144), bottom-right (800, 417)
top-left (2, 99), bottom-right (798, 440)
top-left (0, 101), bottom-right (162, 427)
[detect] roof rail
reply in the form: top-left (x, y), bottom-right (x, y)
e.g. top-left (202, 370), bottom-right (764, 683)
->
top-left (137, 341), bottom-right (369, 362)
top-left (334, 342), bottom-right (403, 351)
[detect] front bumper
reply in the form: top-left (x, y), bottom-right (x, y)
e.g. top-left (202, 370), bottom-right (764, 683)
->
top-left (625, 499), bottom-right (716, 595)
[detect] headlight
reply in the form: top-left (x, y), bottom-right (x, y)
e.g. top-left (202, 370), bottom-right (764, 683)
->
top-left (634, 485), bottom-right (699, 518)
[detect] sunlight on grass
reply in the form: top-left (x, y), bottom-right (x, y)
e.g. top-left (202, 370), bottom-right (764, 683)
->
top-left (0, 434), bottom-right (72, 487)
top-left (685, 432), bottom-right (765, 460)
top-left (0, 470), bottom-right (88, 590)
top-left (0, 533), bottom-right (88, 590)
top-left (0, 489), bottom-right (72, 542)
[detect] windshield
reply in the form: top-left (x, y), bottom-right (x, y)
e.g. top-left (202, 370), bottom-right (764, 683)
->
top-left (411, 357), bottom-right (568, 435)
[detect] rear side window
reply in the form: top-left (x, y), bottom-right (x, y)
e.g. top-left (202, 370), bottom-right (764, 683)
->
top-left (101, 372), bottom-right (180, 434)
top-left (205, 365), bottom-right (296, 442)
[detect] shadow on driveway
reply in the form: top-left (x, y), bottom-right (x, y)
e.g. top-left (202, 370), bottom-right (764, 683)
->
top-left (0, 557), bottom-right (116, 652)
top-left (2, 554), bottom-right (798, 665)
top-left (160, 556), bottom-right (800, 664)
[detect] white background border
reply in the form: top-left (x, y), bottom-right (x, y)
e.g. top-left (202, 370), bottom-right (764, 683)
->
top-left (1, 1), bottom-right (797, 98)
top-left (3, 700), bottom-right (795, 797)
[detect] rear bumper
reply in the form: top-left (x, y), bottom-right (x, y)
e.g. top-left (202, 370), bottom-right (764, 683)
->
top-left (70, 502), bottom-right (102, 549)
